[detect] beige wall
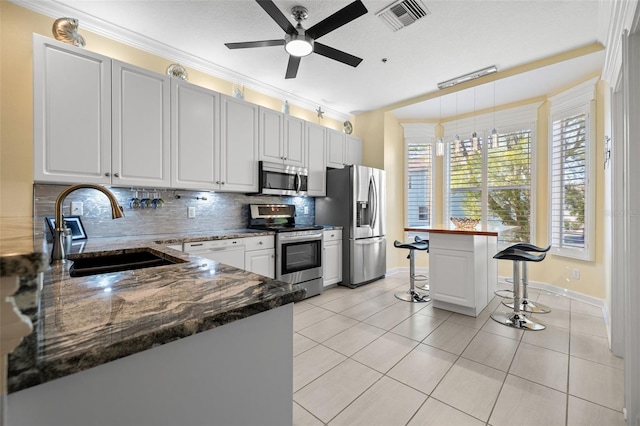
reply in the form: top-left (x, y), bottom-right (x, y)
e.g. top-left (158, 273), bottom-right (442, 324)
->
top-left (0, 2), bottom-right (342, 218)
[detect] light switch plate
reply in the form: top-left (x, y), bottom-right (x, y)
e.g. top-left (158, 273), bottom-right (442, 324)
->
top-left (71, 201), bottom-right (83, 216)
top-left (188, 206), bottom-right (196, 218)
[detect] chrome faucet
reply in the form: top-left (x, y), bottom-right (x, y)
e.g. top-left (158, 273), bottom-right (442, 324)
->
top-left (51, 184), bottom-right (124, 263)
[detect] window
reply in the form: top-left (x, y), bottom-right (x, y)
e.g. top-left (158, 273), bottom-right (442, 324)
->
top-left (487, 129), bottom-right (533, 243)
top-left (446, 128), bottom-right (533, 244)
top-left (406, 138), bottom-right (433, 229)
top-left (444, 104), bottom-right (538, 246)
top-left (549, 104), bottom-right (593, 260)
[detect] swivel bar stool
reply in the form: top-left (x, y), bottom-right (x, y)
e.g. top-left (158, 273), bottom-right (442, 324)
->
top-left (394, 239), bottom-right (430, 303)
top-left (490, 247), bottom-right (546, 330)
top-left (412, 236), bottom-right (430, 292)
top-left (502, 243), bottom-right (552, 314)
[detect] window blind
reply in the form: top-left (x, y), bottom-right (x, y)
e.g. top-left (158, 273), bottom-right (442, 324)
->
top-left (487, 129), bottom-right (532, 244)
top-left (445, 127), bottom-right (533, 245)
top-left (448, 138), bottom-right (482, 221)
top-left (406, 140), bottom-right (432, 228)
top-left (550, 112), bottom-right (588, 255)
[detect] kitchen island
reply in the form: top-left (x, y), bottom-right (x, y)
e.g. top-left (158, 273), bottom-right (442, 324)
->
top-left (406, 225), bottom-right (515, 317)
top-left (1, 222), bottom-right (304, 426)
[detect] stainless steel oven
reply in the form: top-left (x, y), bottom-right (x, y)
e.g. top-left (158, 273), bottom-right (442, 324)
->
top-left (276, 230), bottom-right (323, 298)
top-left (249, 204), bottom-right (324, 299)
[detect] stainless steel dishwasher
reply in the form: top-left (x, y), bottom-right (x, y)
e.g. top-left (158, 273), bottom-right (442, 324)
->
top-left (183, 239), bottom-right (245, 269)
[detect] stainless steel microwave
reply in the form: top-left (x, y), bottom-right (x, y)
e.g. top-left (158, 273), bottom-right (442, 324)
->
top-left (258, 161), bottom-right (309, 196)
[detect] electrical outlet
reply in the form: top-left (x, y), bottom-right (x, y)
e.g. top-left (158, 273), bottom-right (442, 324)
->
top-left (188, 206), bottom-right (196, 218)
top-left (572, 268), bottom-right (580, 279)
top-left (304, 206), bottom-right (309, 215)
top-left (71, 201), bottom-right (83, 216)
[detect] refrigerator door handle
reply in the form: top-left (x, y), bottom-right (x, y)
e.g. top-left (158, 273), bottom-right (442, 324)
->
top-left (370, 176), bottom-right (378, 229)
top-left (354, 236), bottom-right (385, 245)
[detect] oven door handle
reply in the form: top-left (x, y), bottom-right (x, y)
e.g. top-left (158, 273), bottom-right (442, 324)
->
top-left (279, 234), bottom-right (323, 243)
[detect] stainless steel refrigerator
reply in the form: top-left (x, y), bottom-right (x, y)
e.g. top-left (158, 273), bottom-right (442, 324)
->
top-left (316, 165), bottom-right (386, 288)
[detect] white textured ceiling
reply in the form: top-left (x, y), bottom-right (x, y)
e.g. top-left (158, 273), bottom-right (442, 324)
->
top-left (19, 0), bottom-right (606, 120)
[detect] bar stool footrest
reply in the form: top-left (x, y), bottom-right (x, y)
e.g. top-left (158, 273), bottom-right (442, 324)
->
top-left (494, 289), bottom-right (514, 299)
top-left (503, 299), bottom-right (551, 314)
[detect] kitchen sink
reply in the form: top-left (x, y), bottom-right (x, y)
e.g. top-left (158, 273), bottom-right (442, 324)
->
top-left (68, 249), bottom-right (186, 277)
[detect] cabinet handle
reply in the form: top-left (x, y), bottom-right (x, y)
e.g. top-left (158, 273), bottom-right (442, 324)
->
top-left (258, 241), bottom-right (263, 245)
top-left (114, 173), bottom-right (120, 178)
top-left (331, 234), bottom-right (334, 237)
top-left (105, 172), bottom-right (111, 177)
top-left (215, 181), bottom-right (221, 184)
top-left (221, 182), bottom-right (225, 185)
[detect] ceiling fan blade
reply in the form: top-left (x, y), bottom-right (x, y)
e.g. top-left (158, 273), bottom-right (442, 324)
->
top-left (306, 0), bottom-right (368, 40)
top-left (313, 42), bottom-right (363, 67)
top-left (256, 0), bottom-right (296, 35)
top-left (225, 39), bottom-right (285, 49)
top-left (285, 56), bottom-right (301, 79)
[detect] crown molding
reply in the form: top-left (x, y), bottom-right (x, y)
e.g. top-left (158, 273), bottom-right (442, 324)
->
top-left (12, 0), bottom-right (351, 121)
top-left (599, 0), bottom-right (640, 85)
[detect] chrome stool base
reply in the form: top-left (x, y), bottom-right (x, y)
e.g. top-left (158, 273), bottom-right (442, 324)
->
top-left (395, 290), bottom-right (430, 303)
top-left (503, 299), bottom-right (552, 314)
top-left (490, 312), bottom-right (545, 331)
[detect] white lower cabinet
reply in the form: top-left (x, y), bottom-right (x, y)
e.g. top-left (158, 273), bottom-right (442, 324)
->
top-left (323, 230), bottom-right (342, 287)
top-left (244, 236), bottom-right (275, 279)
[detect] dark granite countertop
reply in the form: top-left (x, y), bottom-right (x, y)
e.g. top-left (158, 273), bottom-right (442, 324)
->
top-left (4, 228), bottom-right (305, 394)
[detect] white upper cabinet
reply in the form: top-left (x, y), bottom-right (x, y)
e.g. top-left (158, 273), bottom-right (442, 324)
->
top-left (306, 122), bottom-right (326, 197)
top-left (171, 80), bottom-right (220, 190)
top-left (220, 95), bottom-right (259, 192)
top-left (33, 34), bottom-right (112, 184)
top-left (284, 115), bottom-right (306, 167)
top-left (326, 129), bottom-right (362, 168)
top-left (345, 135), bottom-right (363, 166)
top-left (112, 60), bottom-right (170, 188)
top-left (259, 107), bottom-right (306, 167)
top-left (326, 128), bottom-right (346, 169)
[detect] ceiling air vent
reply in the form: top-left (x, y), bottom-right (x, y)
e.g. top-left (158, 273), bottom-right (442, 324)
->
top-left (376, 0), bottom-right (430, 31)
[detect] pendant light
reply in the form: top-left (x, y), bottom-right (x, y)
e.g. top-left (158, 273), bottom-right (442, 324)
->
top-left (436, 97), bottom-right (444, 156)
top-left (454, 92), bottom-right (460, 152)
top-left (490, 81), bottom-right (498, 148)
top-left (471, 87), bottom-right (478, 152)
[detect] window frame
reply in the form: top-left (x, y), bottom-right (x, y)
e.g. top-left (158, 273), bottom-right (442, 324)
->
top-left (402, 123), bottom-right (436, 240)
top-left (548, 79), bottom-right (597, 261)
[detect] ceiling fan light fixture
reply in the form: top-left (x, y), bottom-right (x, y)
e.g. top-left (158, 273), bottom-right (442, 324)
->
top-left (285, 32), bottom-right (314, 56)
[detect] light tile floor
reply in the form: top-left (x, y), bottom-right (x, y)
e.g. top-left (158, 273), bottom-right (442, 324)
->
top-left (292, 273), bottom-right (626, 426)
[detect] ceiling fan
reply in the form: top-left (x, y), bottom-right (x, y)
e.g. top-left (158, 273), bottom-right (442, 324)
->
top-left (225, 0), bottom-right (368, 79)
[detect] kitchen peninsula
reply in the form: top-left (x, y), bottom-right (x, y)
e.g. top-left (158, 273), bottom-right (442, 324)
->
top-left (406, 225), bottom-right (515, 317)
top-left (1, 225), bottom-right (305, 426)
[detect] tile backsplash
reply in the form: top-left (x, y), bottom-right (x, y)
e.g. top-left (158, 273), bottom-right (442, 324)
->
top-left (34, 184), bottom-right (315, 240)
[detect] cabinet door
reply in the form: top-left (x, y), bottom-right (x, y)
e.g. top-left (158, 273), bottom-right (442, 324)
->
top-left (345, 135), bottom-right (363, 166)
top-left (33, 34), bottom-right (111, 184)
top-left (245, 248), bottom-right (275, 279)
top-left (171, 81), bottom-right (219, 190)
top-left (259, 107), bottom-right (284, 163)
top-left (306, 122), bottom-right (326, 196)
top-left (220, 95), bottom-right (259, 192)
top-left (323, 238), bottom-right (342, 287)
top-left (326, 129), bottom-right (346, 169)
top-left (112, 61), bottom-right (170, 188)
top-left (284, 115), bottom-right (306, 167)
top-left (429, 248), bottom-right (475, 308)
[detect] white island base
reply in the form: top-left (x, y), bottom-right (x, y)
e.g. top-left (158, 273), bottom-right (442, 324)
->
top-left (412, 226), bottom-right (502, 317)
top-left (6, 303), bottom-right (294, 426)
